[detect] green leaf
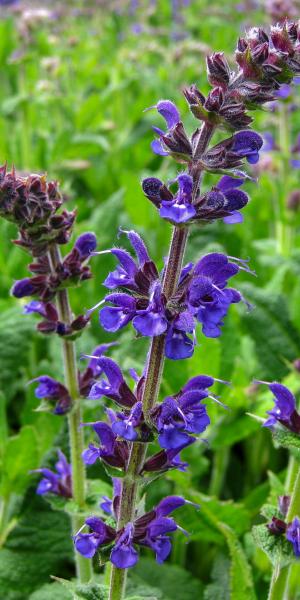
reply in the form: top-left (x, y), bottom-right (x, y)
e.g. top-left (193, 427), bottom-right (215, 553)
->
top-left (218, 523), bottom-right (256, 600)
top-left (240, 283), bottom-right (300, 380)
top-left (52, 577), bottom-right (109, 600)
top-left (204, 555), bottom-right (230, 600)
top-left (252, 523), bottom-right (294, 568)
top-left (271, 427), bottom-right (300, 451)
top-left (29, 582), bottom-right (72, 600)
top-left (0, 425), bottom-right (40, 497)
top-left (129, 558), bottom-right (203, 600)
top-left (0, 494), bottom-right (73, 599)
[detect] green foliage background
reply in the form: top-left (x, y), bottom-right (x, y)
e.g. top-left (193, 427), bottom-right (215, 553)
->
top-left (1, 1), bottom-right (300, 598)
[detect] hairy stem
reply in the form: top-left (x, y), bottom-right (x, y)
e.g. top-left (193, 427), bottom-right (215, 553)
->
top-left (48, 245), bottom-right (92, 584)
top-left (108, 122), bottom-right (215, 600)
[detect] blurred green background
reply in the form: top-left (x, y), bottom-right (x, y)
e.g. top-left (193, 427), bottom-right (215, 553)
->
top-left (1, 1), bottom-right (300, 598)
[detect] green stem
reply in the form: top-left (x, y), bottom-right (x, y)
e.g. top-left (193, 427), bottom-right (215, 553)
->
top-left (277, 102), bottom-right (292, 257)
top-left (268, 565), bottom-right (290, 600)
top-left (108, 122), bottom-right (215, 600)
top-left (48, 246), bottom-right (92, 584)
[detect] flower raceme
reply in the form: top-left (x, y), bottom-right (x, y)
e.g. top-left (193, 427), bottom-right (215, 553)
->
top-left (91, 229), bottom-right (252, 359)
top-left (74, 495), bottom-right (194, 568)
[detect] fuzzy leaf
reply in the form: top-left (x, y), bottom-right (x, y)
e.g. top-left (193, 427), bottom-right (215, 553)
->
top-left (0, 494), bottom-right (73, 599)
top-left (252, 523), bottom-right (294, 568)
top-left (239, 284), bottom-right (300, 380)
top-left (271, 427), bottom-right (300, 451)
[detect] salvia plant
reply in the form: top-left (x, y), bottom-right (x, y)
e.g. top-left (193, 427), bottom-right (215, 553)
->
top-left (1, 17), bottom-right (300, 600)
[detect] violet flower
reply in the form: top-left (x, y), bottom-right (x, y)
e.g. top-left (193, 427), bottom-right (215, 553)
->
top-left (82, 420), bottom-right (129, 470)
top-left (286, 517), bottom-right (300, 557)
top-left (30, 375), bottom-right (71, 415)
top-left (31, 450), bottom-right (72, 498)
top-left (74, 517), bottom-right (116, 559)
top-left (256, 381), bottom-right (300, 433)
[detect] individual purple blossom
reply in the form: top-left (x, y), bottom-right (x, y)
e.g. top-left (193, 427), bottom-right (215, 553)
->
top-left (11, 278), bottom-right (36, 298)
top-left (100, 478), bottom-right (122, 518)
top-left (82, 420), bottom-right (129, 470)
top-left (111, 523), bottom-right (138, 568)
top-left (87, 357), bottom-right (136, 408)
top-left (286, 517), bottom-right (300, 557)
top-left (111, 401), bottom-right (144, 441)
top-left (99, 229), bottom-right (158, 294)
top-left (31, 450), bottom-right (72, 498)
top-left (133, 282), bottom-right (168, 337)
top-left (100, 293), bottom-right (137, 333)
top-left (30, 375), bottom-right (71, 415)
top-left (75, 232), bottom-right (97, 258)
top-left (255, 381), bottom-right (300, 433)
top-left (148, 100), bottom-right (192, 160)
top-left (165, 311), bottom-right (195, 360)
top-left (74, 517), bottom-right (116, 559)
top-left (231, 130), bottom-right (263, 164)
top-left (187, 253), bottom-right (247, 338)
top-left (151, 375), bottom-right (224, 450)
top-left (142, 438), bottom-right (196, 473)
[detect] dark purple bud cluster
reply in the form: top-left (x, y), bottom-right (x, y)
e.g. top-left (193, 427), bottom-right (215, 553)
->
top-left (31, 450), bottom-right (72, 497)
top-left (266, 496), bottom-right (300, 558)
top-left (94, 230), bottom-right (252, 358)
top-left (256, 381), bottom-right (300, 434)
top-left (75, 494), bottom-right (194, 568)
top-left (0, 165), bottom-right (73, 256)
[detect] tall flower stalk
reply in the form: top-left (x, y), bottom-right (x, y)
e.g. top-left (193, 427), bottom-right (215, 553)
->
top-left (71, 20), bottom-right (300, 600)
top-left (0, 169), bottom-right (106, 583)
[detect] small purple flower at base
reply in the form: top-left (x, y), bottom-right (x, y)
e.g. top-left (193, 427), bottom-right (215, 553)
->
top-left (75, 232), bottom-right (97, 259)
top-left (74, 517), bottom-right (116, 559)
top-left (286, 517), bottom-right (300, 557)
top-left (30, 376), bottom-right (71, 415)
top-left (255, 381), bottom-right (300, 433)
top-left (31, 450), bottom-right (72, 498)
top-left (111, 523), bottom-right (139, 568)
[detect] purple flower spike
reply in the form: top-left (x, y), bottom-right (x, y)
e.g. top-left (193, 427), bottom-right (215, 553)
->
top-left (286, 517), bottom-right (300, 557)
top-left (110, 523), bottom-right (139, 568)
top-left (75, 232), bottom-right (97, 258)
top-left (256, 381), bottom-right (300, 433)
top-left (31, 450), bottom-right (72, 498)
top-left (232, 130), bottom-right (263, 164)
